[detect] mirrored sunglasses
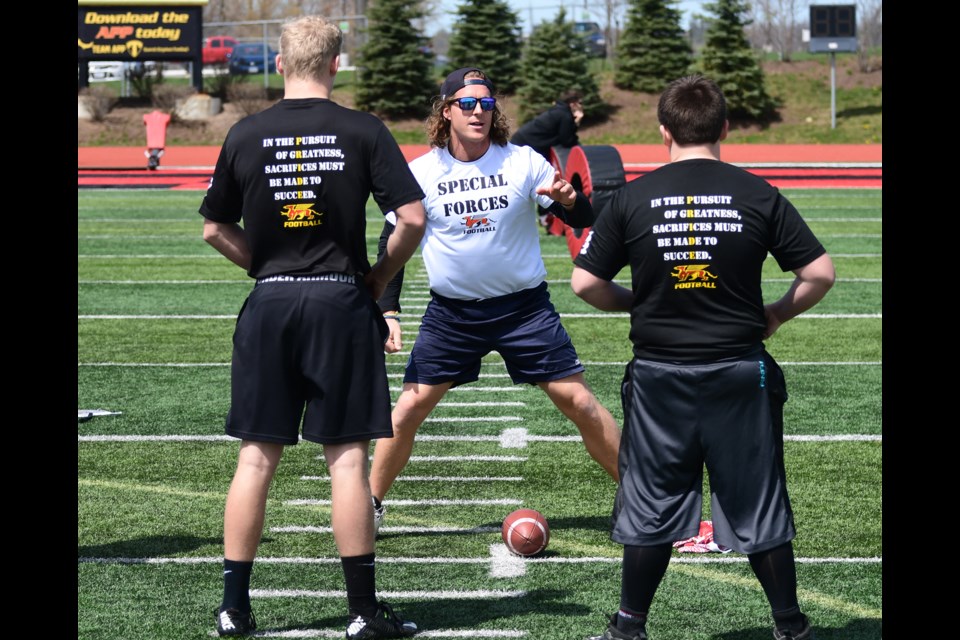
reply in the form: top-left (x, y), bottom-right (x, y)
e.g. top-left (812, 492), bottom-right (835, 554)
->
top-left (449, 96), bottom-right (497, 112)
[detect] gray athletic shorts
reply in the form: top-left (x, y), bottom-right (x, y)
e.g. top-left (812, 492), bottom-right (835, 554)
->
top-left (226, 274), bottom-right (394, 445)
top-left (613, 349), bottom-right (796, 554)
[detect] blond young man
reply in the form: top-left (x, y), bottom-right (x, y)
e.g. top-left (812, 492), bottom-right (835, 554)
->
top-left (200, 16), bottom-right (426, 639)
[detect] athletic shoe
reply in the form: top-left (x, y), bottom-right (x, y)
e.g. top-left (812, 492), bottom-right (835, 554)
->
top-left (215, 607), bottom-right (257, 637)
top-left (346, 600), bottom-right (417, 639)
top-left (773, 614), bottom-right (814, 640)
top-left (586, 614), bottom-right (648, 640)
top-left (373, 496), bottom-right (386, 536)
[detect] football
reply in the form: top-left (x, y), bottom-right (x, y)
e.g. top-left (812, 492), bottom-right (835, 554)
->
top-left (501, 508), bottom-right (550, 557)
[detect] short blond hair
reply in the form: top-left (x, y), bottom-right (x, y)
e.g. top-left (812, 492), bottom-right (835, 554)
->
top-left (279, 16), bottom-right (342, 83)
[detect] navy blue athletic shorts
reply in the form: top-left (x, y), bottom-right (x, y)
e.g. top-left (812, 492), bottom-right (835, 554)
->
top-left (613, 348), bottom-right (796, 554)
top-left (404, 282), bottom-right (585, 386)
top-left (226, 274), bottom-right (394, 445)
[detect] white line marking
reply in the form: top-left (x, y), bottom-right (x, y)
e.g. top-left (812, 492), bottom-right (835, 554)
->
top-left (78, 254), bottom-right (226, 258)
top-left (543, 278), bottom-right (882, 284)
top-left (207, 628), bottom-right (527, 638)
top-left (284, 498), bottom-right (523, 507)
top-left (820, 234), bottom-right (882, 238)
top-left (376, 313), bottom-right (881, 321)
top-left (77, 434), bottom-right (881, 443)
top-left (577, 361), bottom-right (882, 366)
top-left (786, 435), bottom-right (882, 441)
top-left (77, 361), bottom-right (882, 368)
top-left (299, 476), bottom-right (523, 482)
top-left (78, 435), bottom-right (235, 442)
top-left (499, 428), bottom-right (529, 448)
top-left (392, 387), bottom-right (525, 393)
top-left (78, 555), bottom-right (882, 566)
top-left (490, 544), bottom-right (527, 578)
top-left (251, 589), bottom-right (525, 599)
top-left (78, 315), bottom-right (235, 319)
top-left (425, 416), bottom-right (522, 423)
top-left (435, 402), bottom-right (524, 406)
top-left (77, 253), bottom-right (883, 260)
top-left (387, 373), bottom-right (512, 380)
top-left (826, 253), bottom-right (882, 258)
top-left (78, 362), bottom-right (229, 367)
top-left (270, 525), bottom-right (502, 534)
top-left (406, 455), bottom-right (528, 462)
top-left (78, 280), bottom-right (251, 284)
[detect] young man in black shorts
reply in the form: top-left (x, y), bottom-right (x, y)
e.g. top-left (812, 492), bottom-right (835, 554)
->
top-left (199, 16), bottom-right (426, 639)
top-left (572, 75), bottom-right (835, 640)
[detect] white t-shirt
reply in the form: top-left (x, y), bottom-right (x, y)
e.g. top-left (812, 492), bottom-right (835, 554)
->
top-left (397, 143), bottom-right (557, 300)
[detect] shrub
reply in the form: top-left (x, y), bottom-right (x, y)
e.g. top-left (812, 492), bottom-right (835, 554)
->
top-left (79, 85), bottom-right (118, 122)
top-left (151, 84), bottom-right (197, 122)
top-left (227, 83), bottom-right (272, 116)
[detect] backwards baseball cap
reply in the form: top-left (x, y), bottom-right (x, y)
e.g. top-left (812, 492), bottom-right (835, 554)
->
top-left (440, 67), bottom-right (495, 100)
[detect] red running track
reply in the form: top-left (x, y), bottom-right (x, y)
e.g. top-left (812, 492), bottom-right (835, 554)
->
top-left (78, 144), bottom-right (882, 190)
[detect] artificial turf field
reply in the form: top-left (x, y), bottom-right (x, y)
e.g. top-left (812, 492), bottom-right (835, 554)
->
top-left (78, 187), bottom-right (882, 639)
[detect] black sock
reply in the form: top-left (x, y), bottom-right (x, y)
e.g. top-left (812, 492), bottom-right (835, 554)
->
top-left (221, 559), bottom-right (253, 612)
top-left (619, 544), bottom-right (672, 629)
top-left (748, 542), bottom-right (801, 615)
top-left (372, 496), bottom-right (382, 510)
top-left (772, 606), bottom-right (807, 631)
top-left (342, 553), bottom-right (378, 618)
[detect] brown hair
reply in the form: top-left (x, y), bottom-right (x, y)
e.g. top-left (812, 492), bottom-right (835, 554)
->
top-left (657, 75), bottom-right (727, 145)
top-left (425, 70), bottom-right (511, 149)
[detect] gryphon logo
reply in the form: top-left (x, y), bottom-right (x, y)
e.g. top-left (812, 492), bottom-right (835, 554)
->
top-left (281, 203), bottom-right (323, 228)
top-left (671, 264), bottom-right (718, 289)
top-left (461, 215), bottom-right (496, 235)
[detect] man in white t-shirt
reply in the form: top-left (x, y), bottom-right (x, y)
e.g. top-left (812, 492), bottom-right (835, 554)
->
top-left (370, 68), bottom-right (621, 529)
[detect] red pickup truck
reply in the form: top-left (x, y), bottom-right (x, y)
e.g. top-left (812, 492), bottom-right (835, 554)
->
top-left (202, 36), bottom-right (238, 65)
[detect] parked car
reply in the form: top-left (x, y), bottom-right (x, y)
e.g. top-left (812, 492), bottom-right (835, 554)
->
top-left (574, 22), bottom-right (607, 58)
top-left (202, 35), bottom-right (238, 66)
top-left (228, 42), bottom-right (278, 75)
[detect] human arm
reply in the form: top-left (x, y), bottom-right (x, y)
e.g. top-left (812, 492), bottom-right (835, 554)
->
top-left (202, 219), bottom-right (251, 271)
top-left (364, 200), bottom-right (426, 302)
top-left (571, 266), bottom-right (632, 312)
top-left (763, 253), bottom-right (836, 339)
top-left (373, 218), bottom-right (406, 353)
top-left (536, 170), bottom-right (595, 228)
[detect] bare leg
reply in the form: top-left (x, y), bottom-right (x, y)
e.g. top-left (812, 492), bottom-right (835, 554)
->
top-left (324, 441), bottom-right (376, 556)
top-left (224, 441), bottom-right (285, 560)
top-left (369, 381), bottom-right (452, 500)
top-left (538, 373), bottom-right (621, 483)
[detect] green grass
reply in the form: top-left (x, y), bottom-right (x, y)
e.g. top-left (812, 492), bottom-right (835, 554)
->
top-left (78, 187), bottom-right (882, 639)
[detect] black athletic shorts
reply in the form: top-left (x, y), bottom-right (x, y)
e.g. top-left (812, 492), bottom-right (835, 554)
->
top-left (404, 282), bottom-right (585, 386)
top-left (225, 273), bottom-right (393, 445)
top-left (613, 348), bottom-right (796, 554)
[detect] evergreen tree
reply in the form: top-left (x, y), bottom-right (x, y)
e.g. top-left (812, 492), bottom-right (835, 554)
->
top-left (694, 0), bottom-right (778, 121)
top-left (355, 0), bottom-right (435, 118)
top-left (446, 0), bottom-right (523, 94)
top-left (615, 0), bottom-right (692, 92)
top-left (515, 10), bottom-right (605, 124)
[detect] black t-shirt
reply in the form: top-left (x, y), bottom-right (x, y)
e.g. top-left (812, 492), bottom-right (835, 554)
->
top-left (199, 98), bottom-right (424, 279)
top-left (574, 159), bottom-right (825, 361)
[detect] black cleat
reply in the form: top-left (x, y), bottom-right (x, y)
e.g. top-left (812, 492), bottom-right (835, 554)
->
top-left (215, 607), bottom-right (257, 637)
top-left (346, 600), bottom-right (417, 639)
